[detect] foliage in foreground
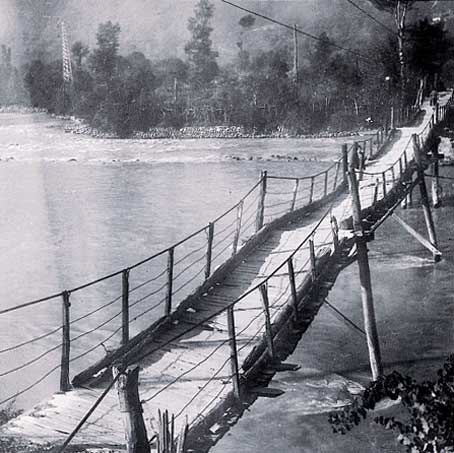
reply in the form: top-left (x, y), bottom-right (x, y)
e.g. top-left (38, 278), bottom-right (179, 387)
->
top-left (329, 355), bottom-right (454, 452)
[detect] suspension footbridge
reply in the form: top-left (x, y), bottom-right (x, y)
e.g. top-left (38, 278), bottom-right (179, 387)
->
top-left (0, 92), bottom-right (451, 452)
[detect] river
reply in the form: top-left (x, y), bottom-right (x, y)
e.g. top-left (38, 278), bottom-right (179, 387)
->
top-left (0, 113), bottom-right (453, 453)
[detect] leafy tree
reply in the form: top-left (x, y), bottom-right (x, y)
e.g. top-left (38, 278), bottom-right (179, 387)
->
top-left (89, 21), bottom-right (121, 83)
top-left (185, 0), bottom-right (219, 88)
top-left (407, 19), bottom-right (452, 81)
top-left (71, 41), bottom-right (90, 69)
top-left (366, 1), bottom-right (416, 102)
top-left (329, 355), bottom-right (454, 452)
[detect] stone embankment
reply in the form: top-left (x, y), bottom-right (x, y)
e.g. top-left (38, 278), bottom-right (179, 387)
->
top-left (64, 118), bottom-right (369, 140)
top-left (0, 105), bottom-right (46, 114)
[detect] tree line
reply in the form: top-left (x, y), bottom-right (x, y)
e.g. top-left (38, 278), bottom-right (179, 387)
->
top-left (17, 0), bottom-right (454, 136)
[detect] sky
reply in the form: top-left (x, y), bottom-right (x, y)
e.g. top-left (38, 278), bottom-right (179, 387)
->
top-left (0, 0), bottom-right (451, 66)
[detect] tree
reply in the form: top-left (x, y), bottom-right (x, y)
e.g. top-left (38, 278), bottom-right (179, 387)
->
top-left (71, 41), bottom-right (90, 69)
top-left (366, 1), bottom-right (416, 104)
top-left (89, 21), bottom-right (121, 83)
top-left (184, 0), bottom-right (219, 88)
top-left (329, 355), bottom-right (454, 452)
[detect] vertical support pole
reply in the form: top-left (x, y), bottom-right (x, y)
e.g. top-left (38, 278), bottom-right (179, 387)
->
top-left (373, 178), bottom-right (379, 204)
top-left (342, 144), bottom-right (348, 185)
top-left (290, 179), bottom-right (299, 212)
top-left (309, 238), bottom-right (316, 282)
top-left (369, 138), bottom-right (373, 158)
top-left (435, 103), bottom-right (439, 124)
top-left (293, 24), bottom-right (299, 85)
top-left (347, 166), bottom-right (383, 381)
top-left (391, 105), bottom-right (395, 130)
top-left (60, 290), bottom-right (71, 392)
top-left (431, 159), bottom-right (440, 208)
top-left (390, 165), bottom-right (396, 186)
top-left (287, 258), bottom-right (298, 321)
top-left (382, 171), bottom-right (387, 197)
top-left (324, 169), bottom-right (328, 197)
top-left (309, 176), bottom-right (315, 204)
top-left (330, 215), bottom-right (339, 252)
top-left (399, 157), bottom-right (403, 178)
top-left (122, 269), bottom-right (130, 346)
top-left (165, 248), bottom-right (174, 316)
top-left (256, 171), bottom-right (267, 232)
top-left (232, 203), bottom-right (243, 256)
top-left (259, 284), bottom-right (275, 360)
top-left (113, 365), bottom-right (150, 453)
top-left (413, 134), bottom-right (440, 261)
top-left (205, 222), bottom-right (214, 278)
top-left (227, 306), bottom-right (241, 398)
top-left (404, 149), bottom-right (408, 170)
top-left (376, 131), bottom-right (380, 151)
top-left (333, 161), bottom-right (340, 191)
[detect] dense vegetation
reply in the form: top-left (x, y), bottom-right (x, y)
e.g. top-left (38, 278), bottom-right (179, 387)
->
top-left (329, 355), bottom-right (454, 452)
top-left (7, 0), bottom-right (454, 136)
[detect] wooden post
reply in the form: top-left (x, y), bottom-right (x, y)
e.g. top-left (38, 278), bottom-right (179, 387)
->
top-left (324, 169), bottom-right (329, 197)
top-left (333, 161), bottom-right (340, 191)
top-left (232, 203), bottom-right (243, 256)
top-left (342, 144), bottom-right (348, 185)
top-left (60, 290), bottom-right (71, 392)
top-left (309, 238), bottom-right (316, 282)
top-left (259, 284), bottom-right (275, 360)
top-left (373, 178), bottom-right (379, 204)
top-left (369, 138), bottom-right (373, 158)
top-left (390, 165), bottom-right (396, 186)
top-left (205, 222), bottom-right (214, 278)
top-left (122, 269), bottom-right (130, 346)
top-left (309, 176), bottom-right (315, 204)
top-left (290, 179), bottom-right (299, 212)
top-left (293, 24), bottom-right (299, 85)
top-left (404, 149), bottom-right (408, 170)
top-left (256, 171), bottom-right (267, 232)
top-left (165, 248), bottom-right (174, 316)
top-left (435, 103), bottom-right (439, 124)
top-left (113, 365), bottom-right (150, 453)
top-left (287, 258), bottom-right (298, 321)
top-left (347, 165), bottom-right (383, 380)
top-left (412, 134), bottom-right (440, 261)
top-left (390, 105), bottom-right (395, 130)
top-left (399, 157), bottom-right (403, 178)
top-left (330, 215), bottom-right (339, 252)
top-left (227, 306), bottom-right (241, 398)
top-left (431, 159), bottom-right (440, 208)
top-left (382, 171), bottom-right (387, 197)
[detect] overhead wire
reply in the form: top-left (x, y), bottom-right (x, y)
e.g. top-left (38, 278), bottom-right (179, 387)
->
top-left (220, 0), bottom-right (378, 63)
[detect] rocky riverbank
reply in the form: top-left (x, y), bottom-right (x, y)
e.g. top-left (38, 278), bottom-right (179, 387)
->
top-left (0, 105), bottom-right (46, 114)
top-left (63, 117), bottom-right (371, 141)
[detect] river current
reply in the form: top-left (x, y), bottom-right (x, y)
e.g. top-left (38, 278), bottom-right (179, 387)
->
top-left (0, 113), bottom-right (453, 452)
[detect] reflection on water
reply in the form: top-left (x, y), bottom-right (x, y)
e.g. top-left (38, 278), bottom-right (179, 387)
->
top-left (213, 169), bottom-right (454, 452)
top-left (0, 113), bottom-right (358, 408)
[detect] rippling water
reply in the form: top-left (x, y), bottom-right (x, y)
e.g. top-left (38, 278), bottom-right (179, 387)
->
top-left (213, 169), bottom-right (454, 452)
top-left (0, 113), bottom-right (363, 409)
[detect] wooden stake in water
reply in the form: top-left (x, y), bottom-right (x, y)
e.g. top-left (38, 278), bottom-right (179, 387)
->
top-left (347, 165), bottom-right (383, 380)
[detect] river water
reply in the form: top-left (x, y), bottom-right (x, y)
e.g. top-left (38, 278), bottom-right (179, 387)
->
top-left (0, 113), bottom-right (453, 453)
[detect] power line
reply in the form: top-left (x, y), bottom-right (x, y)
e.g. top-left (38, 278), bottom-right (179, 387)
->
top-left (343, 0), bottom-right (398, 36)
top-left (219, 0), bottom-right (378, 63)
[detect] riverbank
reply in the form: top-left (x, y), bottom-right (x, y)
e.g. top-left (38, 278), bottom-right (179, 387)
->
top-left (0, 105), bottom-right (46, 114)
top-left (63, 117), bottom-right (375, 141)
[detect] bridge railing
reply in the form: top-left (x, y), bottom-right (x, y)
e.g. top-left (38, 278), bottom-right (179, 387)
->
top-left (0, 127), bottom-right (393, 411)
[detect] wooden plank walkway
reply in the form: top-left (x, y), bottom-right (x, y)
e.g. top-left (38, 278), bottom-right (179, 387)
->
top-left (0, 92), bottom-right (451, 452)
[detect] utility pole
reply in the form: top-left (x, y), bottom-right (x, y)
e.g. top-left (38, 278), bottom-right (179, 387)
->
top-left (293, 24), bottom-right (299, 85)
